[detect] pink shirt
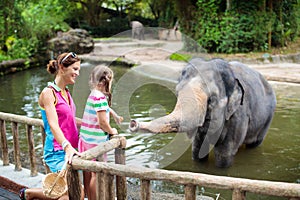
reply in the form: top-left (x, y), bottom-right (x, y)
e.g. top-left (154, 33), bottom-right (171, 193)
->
top-left (49, 82), bottom-right (79, 151)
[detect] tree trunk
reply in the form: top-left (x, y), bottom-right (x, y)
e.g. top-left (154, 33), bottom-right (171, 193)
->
top-left (226, 0), bottom-right (231, 11)
top-left (268, 0), bottom-right (273, 49)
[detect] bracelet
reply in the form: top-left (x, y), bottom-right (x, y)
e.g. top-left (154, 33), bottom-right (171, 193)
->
top-left (62, 140), bottom-right (70, 150)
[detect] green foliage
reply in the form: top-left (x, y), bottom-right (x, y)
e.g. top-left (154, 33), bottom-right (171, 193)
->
top-left (0, 0), bottom-right (71, 62)
top-left (191, 0), bottom-right (296, 53)
top-left (22, 0), bottom-right (70, 40)
top-left (169, 53), bottom-right (192, 62)
top-left (216, 11), bottom-right (273, 53)
top-left (10, 38), bottom-right (39, 59)
top-left (0, 54), bottom-right (10, 62)
top-left (1, 0), bottom-right (300, 62)
top-left (0, 0), bottom-right (26, 61)
top-left (193, 0), bottom-right (222, 52)
top-left (271, 0), bottom-right (299, 47)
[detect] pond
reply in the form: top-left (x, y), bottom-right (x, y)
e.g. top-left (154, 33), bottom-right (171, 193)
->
top-left (0, 61), bottom-right (299, 199)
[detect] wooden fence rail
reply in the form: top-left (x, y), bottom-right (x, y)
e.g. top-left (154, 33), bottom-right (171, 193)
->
top-left (0, 111), bottom-right (45, 176)
top-left (0, 111), bottom-right (300, 200)
top-left (71, 157), bottom-right (300, 200)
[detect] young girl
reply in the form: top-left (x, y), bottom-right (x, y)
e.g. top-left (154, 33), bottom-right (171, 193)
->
top-left (79, 65), bottom-right (123, 200)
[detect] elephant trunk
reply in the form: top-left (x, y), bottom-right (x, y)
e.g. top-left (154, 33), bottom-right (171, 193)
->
top-left (130, 83), bottom-right (208, 133)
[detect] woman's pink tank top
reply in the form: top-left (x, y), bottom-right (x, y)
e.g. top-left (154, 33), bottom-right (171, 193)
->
top-left (49, 82), bottom-right (79, 151)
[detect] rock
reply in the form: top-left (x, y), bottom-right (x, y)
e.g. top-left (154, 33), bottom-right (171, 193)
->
top-left (47, 29), bottom-right (94, 58)
top-left (0, 59), bottom-right (27, 75)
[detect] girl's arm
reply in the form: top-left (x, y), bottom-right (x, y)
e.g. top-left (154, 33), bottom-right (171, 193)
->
top-left (97, 110), bottom-right (118, 135)
top-left (110, 108), bottom-right (123, 125)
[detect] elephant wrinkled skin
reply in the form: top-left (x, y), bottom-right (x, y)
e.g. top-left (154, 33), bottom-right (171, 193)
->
top-left (130, 58), bottom-right (276, 168)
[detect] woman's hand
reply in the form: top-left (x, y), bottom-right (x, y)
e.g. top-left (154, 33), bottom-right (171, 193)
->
top-left (64, 144), bottom-right (81, 164)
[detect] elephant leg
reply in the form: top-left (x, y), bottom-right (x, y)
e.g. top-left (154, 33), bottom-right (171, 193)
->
top-left (192, 128), bottom-right (209, 162)
top-left (141, 29), bottom-right (145, 40)
top-left (132, 29), bottom-right (137, 39)
top-left (246, 114), bottom-right (274, 148)
top-left (214, 118), bottom-right (248, 168)
top-left (214, 145), bottom-right (235, 168)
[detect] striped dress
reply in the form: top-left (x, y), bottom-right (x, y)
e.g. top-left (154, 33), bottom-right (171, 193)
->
top-left (80, 89), bottom-right (110, 144)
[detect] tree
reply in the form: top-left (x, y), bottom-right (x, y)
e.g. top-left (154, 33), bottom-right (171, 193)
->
top-left (179, 0), bottom-right (300, 53)
top-left (173, 0), bottom-right (197, 31)
top-left (0, 0), bottom-right (71, 61)
top-left (0, 0), bottom-right (25, 53)
top-left (144, 0), bottom-right (176, 27)
top-left (69, 0), bottom-right (106, 27)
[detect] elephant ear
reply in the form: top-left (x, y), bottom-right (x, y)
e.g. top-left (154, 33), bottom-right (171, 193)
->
top-left (225, 78), bottom-right (244, 120)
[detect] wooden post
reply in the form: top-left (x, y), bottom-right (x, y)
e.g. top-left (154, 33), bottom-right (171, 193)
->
top-left (115, 148), bottom-right (126, 199)
top-left (0, 119), bottom-right (9, 165)
top-left (141, 179), bottom-right (151, 200)
top-left (232, 189), bottom-right (246, 200)
top-left (26, 124), bottom-right (37, 176)
top-left (115, 136), bottom-right (127, 200)
top-left (107, 174), bottom-right (115, 200)
top-left (185, 184), bottom-right (196, 200)
top-left (67, 166), bottom-right (82, 200)
top-left (11, 122), bottom-right (21, 171)
top-left (97, 172), bottom-right (106, 200)
top-left (40, 126), bottom-right (51, 174)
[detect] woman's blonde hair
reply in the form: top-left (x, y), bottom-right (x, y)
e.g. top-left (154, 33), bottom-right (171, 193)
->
top-left (89, 65), bottom-right (113, 106)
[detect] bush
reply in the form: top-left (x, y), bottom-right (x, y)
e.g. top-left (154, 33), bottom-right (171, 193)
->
top-left (191, 0), bottom-right (299, 53)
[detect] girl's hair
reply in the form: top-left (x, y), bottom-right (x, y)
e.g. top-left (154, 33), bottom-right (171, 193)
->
top-left (47, 52), bottom-right (80, 74)
top-left (89, 65), bottom-right (113, 106)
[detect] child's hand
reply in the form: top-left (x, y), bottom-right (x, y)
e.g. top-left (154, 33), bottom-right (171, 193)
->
top-left (108, 128), bottom-right (118, 140)
top-left (111, 128), bottom-right (118, 135)
top-left (114, 115), bottom-right (124, 125)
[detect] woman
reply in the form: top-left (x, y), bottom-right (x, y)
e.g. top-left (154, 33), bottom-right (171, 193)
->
top-left (19, 52), bottom-right (84, 200)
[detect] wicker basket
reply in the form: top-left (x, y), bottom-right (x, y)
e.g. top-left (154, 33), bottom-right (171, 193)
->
top-left (42, 171), bottom-right (68, 199)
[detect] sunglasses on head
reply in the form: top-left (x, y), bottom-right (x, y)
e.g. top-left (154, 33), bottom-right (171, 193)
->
top-left (60, 52), bottom-right (77, 64)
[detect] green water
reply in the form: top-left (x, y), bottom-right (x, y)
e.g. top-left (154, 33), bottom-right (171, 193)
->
top-left (0, 63), bottom-right (299, 199)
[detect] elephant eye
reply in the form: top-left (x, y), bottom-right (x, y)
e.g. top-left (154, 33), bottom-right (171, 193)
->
top-left (208, 95), bottom-right (218, 109)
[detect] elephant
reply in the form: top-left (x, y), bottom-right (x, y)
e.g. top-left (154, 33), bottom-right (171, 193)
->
top-left (129, 58), bottom-right (276, 168)
top-left (130, 21), bottom-right (145, 40)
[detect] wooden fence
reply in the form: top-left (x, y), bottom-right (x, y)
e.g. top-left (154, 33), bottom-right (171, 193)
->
top-left (0, 111), bottom-right (300, 200)
top-left (0, 111), bottom-right (45, 175)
